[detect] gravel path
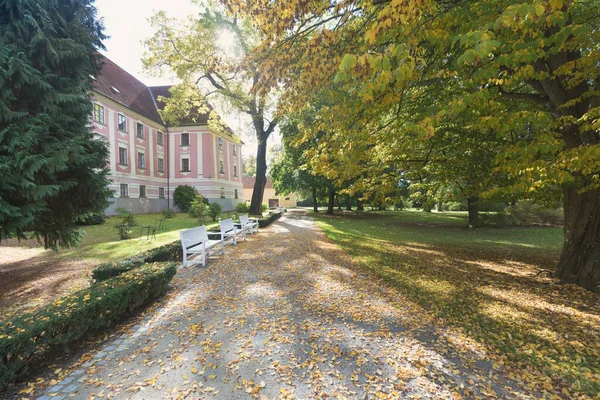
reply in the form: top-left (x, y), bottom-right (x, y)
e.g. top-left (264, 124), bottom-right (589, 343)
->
top-left (33, 211), bottom-right (529, 399)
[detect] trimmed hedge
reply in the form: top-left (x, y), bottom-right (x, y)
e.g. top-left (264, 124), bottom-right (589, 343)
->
top-left (0, 263), bottom-right (177, 390)
top-left (259, 210), bottom-right (283, 228)
top-left (92, 241), bottom-right (182, 282)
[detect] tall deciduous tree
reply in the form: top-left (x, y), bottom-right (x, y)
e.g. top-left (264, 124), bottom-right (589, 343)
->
top-left (0, 0), bottom-right (112, 249)
top-left (227, 0), bottom-right (600, 290)
top-left (143, 4), bottom-right (278, 215)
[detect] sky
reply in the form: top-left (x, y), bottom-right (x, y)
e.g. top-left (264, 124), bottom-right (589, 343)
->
top-left (95, 0), bottom-right (269, 155)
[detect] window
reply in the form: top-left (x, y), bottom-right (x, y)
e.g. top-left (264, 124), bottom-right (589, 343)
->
top-left (157, 157), bottom-right (164, 172)
top-left (139, 185), bottom-right (146, 198)
top-left (233, 165), bottom-right (238, 177)
top-left (234, 189), bottom-right (239, 199)
top-left (159, 187), bottom-right (165, 199)
top-left (120, 184), bottom-right (128, 197)
top-left (136, 123), bottom-right (144, 139)
top-left (233, 145), bottom-right (237, 156)
top-left (285, 197), bottom-right (290, 200)
top-left (118, 147), bottom-right (128, 165)
top-left (137, 152), bottom-right (145, 169)
top-left (181, 158), bottom-right (190, 172)
top-left (93, 104), bottom-right (104, 124)
top-left (157, 131), bottom-right (163, 146)
top-left (218, 137), bottom-right (223, 150)
top-left (219, 160), bottom-right (224, 174)
top-left (117, 114), bottom-right (127, 131)
top-left (220, 187), bottom-right (225, 198)
top-left (181, 133), bottom-right (189, 146)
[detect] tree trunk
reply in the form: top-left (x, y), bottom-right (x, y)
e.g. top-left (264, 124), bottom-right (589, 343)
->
top-left (249, 137), bottom-right (268, 215)
top-left (357, 197), bottom-right (364, 211)
top-left (312, 188), bottom-right (318, 213)
top-left (326, 188), bottom-right (335, 215)
top-left (346, 195), bottom-right (352, 211)
top-left (437, 201), bottom-right (443, 212)
top-left (554, 186), bottom-right (600, 290)
top-left (467, 196), bottom-right (481, 227)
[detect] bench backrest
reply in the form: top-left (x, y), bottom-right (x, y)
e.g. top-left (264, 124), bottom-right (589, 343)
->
top-left (180, 226), bottom-right (209, 249)
top-left (219, 218), bottom-right (235, 233)
top-left (239, 214), bottom-right (249, 225)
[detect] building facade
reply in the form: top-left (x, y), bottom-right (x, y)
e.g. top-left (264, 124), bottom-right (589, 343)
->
top-left (91, 57), bottom-right (243, 214)
top-left (242, 177), bottom-right (298, 209)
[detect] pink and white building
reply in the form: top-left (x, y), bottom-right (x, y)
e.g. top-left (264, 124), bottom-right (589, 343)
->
top-left (90, 57), bottom-right (243, 214)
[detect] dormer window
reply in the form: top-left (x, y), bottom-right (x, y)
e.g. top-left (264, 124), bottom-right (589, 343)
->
top-left (111, 86), bottom-right (121, 94)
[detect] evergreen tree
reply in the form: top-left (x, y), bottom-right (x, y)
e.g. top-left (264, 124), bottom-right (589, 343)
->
top-left (0, 0), bottom-right (112, 249)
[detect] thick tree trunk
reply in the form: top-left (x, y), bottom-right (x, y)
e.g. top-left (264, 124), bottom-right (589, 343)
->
top-left (312, 188), bottom-right (318, 213)
top-left (326, 188), bottom-right (335, 215)
top-left (467, 196), bottom-right (481, 227)
top-left (554, 186), bottom-right (600, 290)
top-left (336, 194), bottom-right (342, 210)
top-left (249, 138), bottom-right (268, 215)
top-left (346, 195), bottom-right (352, 211)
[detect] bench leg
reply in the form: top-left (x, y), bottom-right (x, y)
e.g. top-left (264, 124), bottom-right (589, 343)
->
top-left (221, 239), bottom-right (225, 255)
top-left (202, 243), bottom-right (206, 267)
top-left (182, 249), bottom-right (187, 268)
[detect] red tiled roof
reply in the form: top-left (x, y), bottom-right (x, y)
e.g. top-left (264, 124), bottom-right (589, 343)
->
top-left (243, 176), bottom-right (273, 189)
top-left (93, 57), bottom-right (164, 124)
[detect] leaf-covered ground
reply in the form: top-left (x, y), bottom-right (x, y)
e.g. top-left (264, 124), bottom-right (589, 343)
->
top-left (0, 213), bottom-right (222, 319)
top-left (13, 210), bottom-right (541, 399)
top-left (315, 210), bottom-right (600, 399)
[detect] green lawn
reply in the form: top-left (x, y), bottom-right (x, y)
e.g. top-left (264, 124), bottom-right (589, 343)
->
top-left (315, 209), bottom-right (600, 398)
top-left (58, 212), bottom-right (226, 262)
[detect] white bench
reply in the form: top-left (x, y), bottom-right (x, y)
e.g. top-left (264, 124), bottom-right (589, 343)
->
top-left (180, 226), bottom-right (224, 268)
top-left (236, 214), bottom-right (259, 234)
top-left (219, 218), bottom-right (246, 246)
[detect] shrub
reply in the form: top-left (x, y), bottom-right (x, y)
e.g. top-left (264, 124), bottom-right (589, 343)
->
top-left (161, 208), bottom-right (176, 219)
top-left (258, 210), bottom-right (283, 228)
top-left (208, 202), bottom-right (222, 221)
top-left (75, 213), bottom-right (105, 226)
top-left (235, 202), bottom-right (250, 214)
top-left (92, 241), bottom-right (182, 282)
top-left (480, 211), bottom-right (507, 228)
top-left (115, 207), bottom-right (136, 226)
top-left (173, 185), bottom-right (197, 212)
top-left (189, 196), bottom-right (209, 224)
top-left (262, 203), bottom-right (269, 212)
top-left (116, 223), bottom-right (133, 240)
top-left (505, 201), bottom-right (563, 226)
top-left (0, 263), bottom-right (177, 391)
top-left (445, 202), bottom-right (468, 211)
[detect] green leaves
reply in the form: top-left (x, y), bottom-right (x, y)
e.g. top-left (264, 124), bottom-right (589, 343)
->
top-left (0, 0), bottom-right (111, 250)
